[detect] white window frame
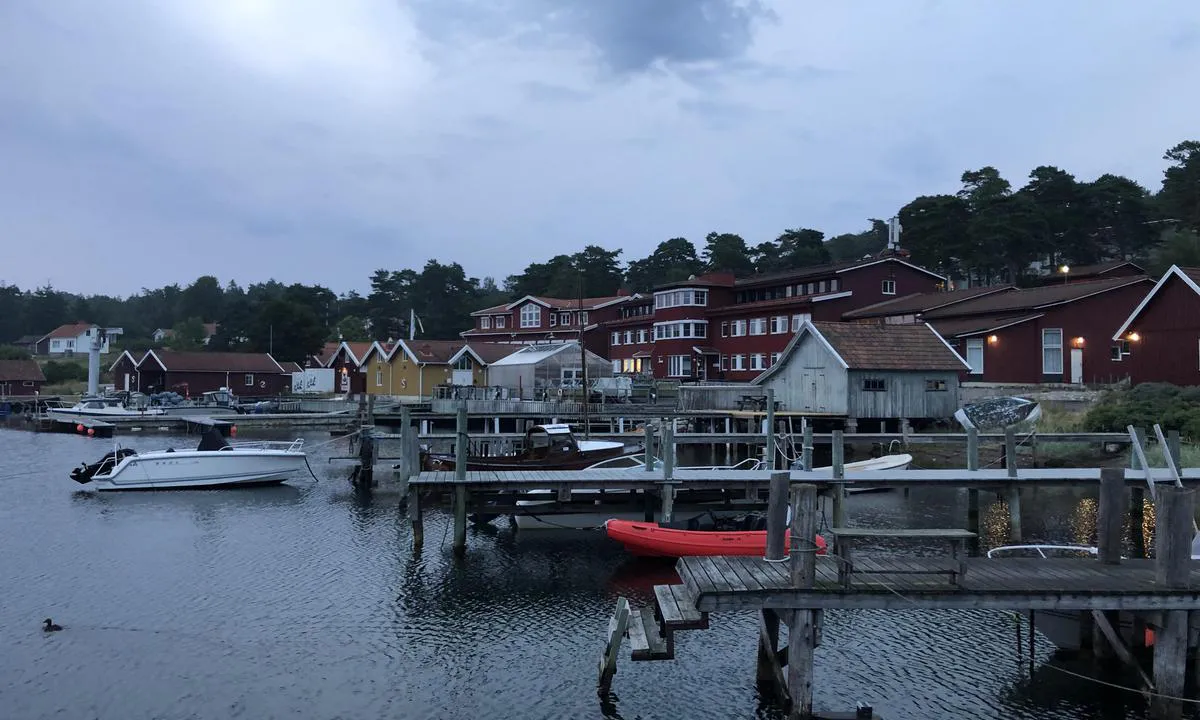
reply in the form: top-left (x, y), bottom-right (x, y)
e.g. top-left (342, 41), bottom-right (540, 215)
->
top-left (965, 339), bottom-right (984, 375)
top-left (1042, 328), bottom-right (1063, 375)
top-left (624, 330), bottom-right (633, 344)
top-left (749, 318), bottom-right (767, 336)
top-left (495, 315), bottom-right (506, 329)
top-left (611, 332), bottom-right (620, 345)
top-left (637, 329), bottom-right (648, 343)
top-left (770, 352), bottom-right (780, 366)
top-left (731, 320), bottom-right (747, 337)
top-left (750, 353), bottom-right (766, 371)
top-left (882, 279), bottom-right (896, 295)
top-left (480, 316), bottom-right (491, 329)
top-left (520, 304), bottom-right (540, 328)
top-left (612, 360), bottom-right (621, 373)
top-left (375, 366), bottom-right (383, 386)
top-left (244, 373), bottom-right (255, 387)
top-left (666, 355), bottom-right (692, 377)
top-left (792, 313), bottom-right (810, 332)
top-left (549, 313), bottom-right (557, 327)
top-left (453, 356), bottom-right (472, 370)
top-left (731, 354), bottom-right (746, 371)
top-left (770, 315), bottom-right (788, 334)
top-left (559, 312), bottom-right (570, 325)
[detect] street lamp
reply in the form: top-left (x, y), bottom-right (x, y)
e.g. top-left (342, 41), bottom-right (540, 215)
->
top-left (1059, 265), bottom-right (1070, 285)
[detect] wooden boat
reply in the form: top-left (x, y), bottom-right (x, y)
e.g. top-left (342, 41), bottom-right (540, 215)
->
top-left (605, 517), bottom-right (828, 558)
top-left (420, 423), bottom-right (638, 472)
top-left (954, 396), bottom-right (1041, 431)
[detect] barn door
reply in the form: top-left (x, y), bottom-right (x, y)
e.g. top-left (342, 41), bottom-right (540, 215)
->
top-left (1070, 348), bottom-right (1083, 384)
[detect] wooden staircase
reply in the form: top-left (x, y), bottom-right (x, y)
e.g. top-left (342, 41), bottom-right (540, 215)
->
top-left (598, 583), bottom-right (710, 692)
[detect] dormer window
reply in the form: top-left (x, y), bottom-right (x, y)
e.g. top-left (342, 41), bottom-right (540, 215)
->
top-left (520, 304), bottom-right (540, 328)
top-left (480, 316), bottom-right (492, 329)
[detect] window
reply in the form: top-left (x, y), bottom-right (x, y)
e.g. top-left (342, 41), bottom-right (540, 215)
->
top-left (495, 315), bottom-right (506, 329)
top-left (611, 332), bottom-right (620, 346)
top-left (375, 367), bottom-right (383, 386)
top-left (829, 278), bottom-right (839, 292)
top-left (770, 316), bottom-right (789, 334)
top-left (667, 355), bottom-right (692, 377)
top-left (1042, 329), bottom-right (1063, 374)
top-left (549, 313), bottom-right (557, 327)
top-left (862, 378), bottom-right (886, 391)
top-left (561, 368), bottom-right (583, 385)
top-left (612, 360), bottom-right (621, 373)
top-left (721, 321), bottom-right (729, 338)
top-left (520, 304), bottom-right (540, 328)
top-left (818, 280), bottom-right (827, 293)
top-left (244, 374), bottom-right (255, 386)
top-left (925, 379), bottom-right (947, 391)
top-left (654, 288), bottom-right (709, 309)
top-left (792, 313), bottom-right (810, 332)
top-left (720, 355), bottom-right (729, 371)
top-left (749, 318), bottom-right (767, 335)
top-left (559, 312), bottom-right (570, 325)
top-left (624, 331), bottom-right (633, 344)
top-left (882, 279), bottom-right (896, 295)
top-left (750, 353), bottom-right (766, 370)
top-left (731, 354), bottom-right (746, 370)
top-left (637, 329), bottom-right (648, 343)
top-left (580, 312), bottom-right (588, 324)
top-left (453, 356), bottom-right (472, 370)
top-left (965, 339), bottom-right (984, 374)
top-left (731, 320), bottom-right (747, 337)
top-left (480, 316), bottom-right (491, 329)
top-left (770, 352), bottom-right (780, 366)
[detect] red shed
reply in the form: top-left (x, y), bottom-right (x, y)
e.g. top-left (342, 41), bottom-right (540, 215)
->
top-left (327, 341), bottom-right (373, 394)
top-left (135, 350), bottom-right (292, 398)
top-left (0, 359), bottom-right (46, 396)
top-left (1111, 265), bottom-right (1200, 386)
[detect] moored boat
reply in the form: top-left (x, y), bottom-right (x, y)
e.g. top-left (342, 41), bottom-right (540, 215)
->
top-left (421, 423), bottom-right (638, 472)
top-left (954, 396), bottom-right (1041, 431)
top-left (69, 428), bottom-right (309, 491)
top-left (54, 395), bottom-right (166, 417)
top-left (605, 517), bottom-right (829, 558)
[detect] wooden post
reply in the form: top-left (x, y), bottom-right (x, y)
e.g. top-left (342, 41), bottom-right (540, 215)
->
top-left (644, 421), bottom-right (654, 472)
top-left (1167, 429), bottom-right (1182, 471)
top-left (966, 428), bottom-right (981, 556)
top-left (1153, 486), bottom-right (1194, 720)
top-left (801, 424), bottom-right (813, 471)
top-left (453, 403), bottom-right (468, 553)
top-left (663, 421), bottom-right (675, 480)
top-left (1130, 427), bottom-right (1147, 558)
top-left (358, 429), bottom-right (375, 489)
top-left (787, 483), bottom-right (818, 719)
top-left (831, 429), bottom-right (845, 529)
top-left (764, 387), bottom-right (776, 471)
top-left (1097, 468), bottom-right (1125, 564)
top-left (765, 470), bottom-right (789, 561)
top-left (597, 597), bottom-right (630, 695)
top-left (408, 485), bottom-right (424, 549)
top-left (660, 483), bottom-right (675, 525)
top-left (1004, 427), bottom-right (1021, 542)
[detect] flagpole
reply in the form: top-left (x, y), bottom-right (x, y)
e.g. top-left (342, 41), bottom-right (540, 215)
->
top-left (409, 308), bottom-right (415, 341)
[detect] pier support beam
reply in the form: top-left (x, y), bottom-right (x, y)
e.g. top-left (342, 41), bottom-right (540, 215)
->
top-left (408, 486), bottom-right (424, 550)
top-left (787, 484), bottom-right (819, 719)
top-left (966, 428), bottom-right (981, 556)
top-left (1152, 486), bottom-right (1194, 720)
top-left (452, 403), bottom-right (468, 554)
top-left (830, 431), bottom-right (845, 529)
top-left (1004, 428), bottom-right (1022, 542)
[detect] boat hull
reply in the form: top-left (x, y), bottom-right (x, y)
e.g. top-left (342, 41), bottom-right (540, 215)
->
top-left (604, 519), bottom-right (828, 558)
top-left (513, 505), bottom-right (743, 530)
top-left (423, 447), bottom-right (635, 472)
top-left (88, 450), bottom-right (308, 491)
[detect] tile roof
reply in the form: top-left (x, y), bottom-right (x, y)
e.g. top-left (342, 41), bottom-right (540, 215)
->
top-left (734, 256), bottom-right (944, 289)
top-left (470, 295), bottom-right (630, 316)
top-left (0, 359), bottom-right (46, 383)
top-left (333, 342), bottom-right (373, 365)
top-left (314, 342), bottom-right (340, 366)
top-left (465, 342), bottom-right (521, 364)
top-left (41, 322), bottom-right (96, 340)
top-left (402, 340), bottom-right (467, 364)
top-left (1064, 260), bottom-right (1144, 277)
top-left (809, 321), bottom-right (967, 371)
top-left (280, 361), bottom-right (304, 373)
top-left (922, 276), bottom-right (1151, 319)
top-left (1182, 267), bottom-right (1200, 284)
top-left (142, 350), bottom-right (286, 374)
top-left (842, 285), bottom-right (1014, 320)
top-left (926, 314), bottom-right (1044, 338)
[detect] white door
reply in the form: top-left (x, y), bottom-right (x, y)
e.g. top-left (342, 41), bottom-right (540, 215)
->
top-left (340, 372), bottom-right (350, 392)
top-left (1070, 348), bottom-right (1083, 384)
top-left (123, 373), bottom-right (131, 391)
top-left (452, 370), bottom-right (472, 386)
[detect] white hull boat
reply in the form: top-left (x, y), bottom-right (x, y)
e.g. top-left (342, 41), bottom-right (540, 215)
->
top-left (70, 429), bottom-right (308, 491)
top-left (54, 396), bottom-right (166, 417)
top-left (512, 453), bottom-right (914, 530)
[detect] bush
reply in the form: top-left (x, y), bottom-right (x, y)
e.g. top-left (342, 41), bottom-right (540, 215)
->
top-left (42, 360), bottom-right (89, 385)
top-left (0, 345), bottom-right (31, 360)
top-left (1084, 383), bottom-right (1200, 440)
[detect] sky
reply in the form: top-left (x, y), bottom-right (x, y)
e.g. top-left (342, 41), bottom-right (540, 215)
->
top-left (1, 1), bottom-right (1199, 297)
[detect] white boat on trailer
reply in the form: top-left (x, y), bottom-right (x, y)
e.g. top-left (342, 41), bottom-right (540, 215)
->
top-left (70, 428), bottom-right (309, 491)
top-left (511, 452), bottom-right (914, 530)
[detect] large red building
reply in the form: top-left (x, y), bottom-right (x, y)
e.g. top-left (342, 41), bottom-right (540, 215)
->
top-left (1110, 265), bottom-right (1200, 386)
top-left (460, 293), bottom-right (640, 358)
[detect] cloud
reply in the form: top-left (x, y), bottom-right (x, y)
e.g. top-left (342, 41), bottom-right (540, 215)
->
top-left (1, 0), bottom-right (1199, 297)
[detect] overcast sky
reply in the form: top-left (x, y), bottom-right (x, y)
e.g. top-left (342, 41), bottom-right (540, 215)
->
top-left (2, 1), bottom-right (1198, 297)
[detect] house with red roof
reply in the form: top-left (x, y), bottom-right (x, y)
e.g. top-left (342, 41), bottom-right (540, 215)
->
top-left (114, 350), bottom-right (293, 397)
top-left (461, 292), bottom-right (640, 358)
top-left (1110, 265), bottom-right (1200, 386)
top-left (36, 322), bottom-right (111, 356)
top-left (0, 359), bottom-right (46, 396)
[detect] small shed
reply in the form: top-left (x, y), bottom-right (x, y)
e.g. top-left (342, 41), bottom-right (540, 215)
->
top-left (0, 359), bottom-right (46, 396)
top-left (752, 320), bottom-right (969, 421)
top-left (485, 342), bottom-right (613, 398)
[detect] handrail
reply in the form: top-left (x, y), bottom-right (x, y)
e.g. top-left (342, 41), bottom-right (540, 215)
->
top-left (986, 544), bottom-right (1098, 558)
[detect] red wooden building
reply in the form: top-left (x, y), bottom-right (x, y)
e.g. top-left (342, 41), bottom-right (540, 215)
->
top-left (0, 359), bottom-right (46, 396)
top-left (326, 341), bottom-right (372, 394)
top-left (461, 292), bottom-right (642, 357)
top-left (126, 350), bottom-right (294, 397)
top-left (852, 276), bottom-right (1153, 384)
top-left (1110, 266), bottom-right (1200, 386)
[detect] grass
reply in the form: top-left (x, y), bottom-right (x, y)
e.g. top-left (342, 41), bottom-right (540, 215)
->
top-left (1130, 442), bottom-right (1200, 469)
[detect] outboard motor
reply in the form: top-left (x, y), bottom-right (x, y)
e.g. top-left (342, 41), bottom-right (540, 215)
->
top-left (70, 448), bottom-right (137, 484)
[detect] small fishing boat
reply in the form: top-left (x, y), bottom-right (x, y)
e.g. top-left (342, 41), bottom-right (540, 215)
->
top-left (954, 396), bottom-right (1041, 431)
top-left (54, 395), bottom-right (166, 417)
top-left (421, 423), bottom-right (638, 472)
top-left (69, 428), bottom-right (308, 491)
top-left (605, 516), bottom-right (829, 558)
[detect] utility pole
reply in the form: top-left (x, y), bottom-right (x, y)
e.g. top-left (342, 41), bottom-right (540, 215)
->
top-left (579, 270), bottom-right (589, 439)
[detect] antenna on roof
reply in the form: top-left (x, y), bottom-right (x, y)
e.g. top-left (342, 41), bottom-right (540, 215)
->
top-left (887, 216), bottom-right (901, 252)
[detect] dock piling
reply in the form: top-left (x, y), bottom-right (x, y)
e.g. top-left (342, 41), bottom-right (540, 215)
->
top-left (765, 388), bottom-right (776, 471)
top-left (766, 471), bottom-right (789, 561)
top-left (453, 402), bottom-right (468, 553)
top-left (1130, 427), bottom-right (1148, 558)
top-left (1098, 467), bottom-right (1126, 565)
top-left (1004, 427), bottom-right (1022, 542)
top-left (801, 424), bottom-right (813, 471)
top-left (1153, 486), bottom-right (1194, 720)
top-left (831, 431), bottom-right (845, 529)
top-left (966, 428), bottom-right (981, 555)
top-left (787, 483), bottom-right (819, 719)
top-left (408, 485), bottom-right (424, 549)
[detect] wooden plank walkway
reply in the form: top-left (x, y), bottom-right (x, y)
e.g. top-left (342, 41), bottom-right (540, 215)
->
top-left (409, 467), bottom-right (1200, 490)
top-left (675, 556), bottom-right (1200, 611)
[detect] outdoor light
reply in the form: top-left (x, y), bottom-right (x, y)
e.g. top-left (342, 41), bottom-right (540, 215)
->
top-left (1072, 337), bottom-right (1085, 347)
top-left (1059, 265), bottom-right (1070, 274)
top-left (987, 335), bottom-right (998, 344)
top-left (1129, 332), bottom-right (1141, 342)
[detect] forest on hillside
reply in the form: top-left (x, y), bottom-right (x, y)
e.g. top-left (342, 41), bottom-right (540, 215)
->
top-left (2, 140), bottom-right (1198, 363)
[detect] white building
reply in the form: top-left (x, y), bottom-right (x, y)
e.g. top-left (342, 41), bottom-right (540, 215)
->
top-left (36, 322), bottom-right (111, 356)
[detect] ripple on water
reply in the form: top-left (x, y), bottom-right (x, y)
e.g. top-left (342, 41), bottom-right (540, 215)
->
top-left (0, 428), bottom-right (1157, 720)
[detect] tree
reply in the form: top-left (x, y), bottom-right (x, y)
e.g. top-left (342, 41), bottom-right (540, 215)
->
top-left (1148, 228), bottom-right (1200, 275)
top-left (898, 195), bottom-right (972, 275)
top-left (0, 345), bottom-right (31, 360)
top-left (332, 315), bottom-right (370, 342)
top-left (1159, 140), bottom-right (1200, 233)
top-left (0, 284), bottom-right (26, 344)
top-left (1085, 174), bottom-right (1156, 259)
top-left (624, 238), bottom-right (702, 292)
top-left (775, 228), bottom-right (830, 270)
top-left (966, 194), bottom-right (1049, 284)
top-left (177, 275), bottom-right (223, 322)
top-left (168, 317), bottom-right (207, 350)
top-left (825, 219), bottom-right (888, 262)
top-left (248, 298), bottom-right (326, 362)
top-left (1019, 166), bottom-right (1093, 264)
top-left (702, 232), bottom-right (754, 275)
top-left (506, 246), bottom-right (624, 298)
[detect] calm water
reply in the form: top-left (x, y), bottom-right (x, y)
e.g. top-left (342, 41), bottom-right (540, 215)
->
top-left (0, 427), bottom-right (1153, 719)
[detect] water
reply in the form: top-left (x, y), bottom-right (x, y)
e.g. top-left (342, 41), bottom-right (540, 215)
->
top-left (0, 427), bottom-right (1154, 719)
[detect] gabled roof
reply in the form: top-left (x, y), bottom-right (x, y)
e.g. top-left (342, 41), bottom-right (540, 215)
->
top-left (330, 341), bottom-right (373, 367)
top-left (313, 342), bottom-right (340, 367)
top-left (735, 256), bottom-right (946, 289)
top-left (449, 342), bottom-right (520, 366)
top-left (922, 276), bottom-right (1151, 319)
top-left (497, 294), bottom-right (629, 313)
top-left (39, 321), bottom-right (97, 341)
top-left (280, 361), bottom-right (304, 373)
top-left (842, 285), bottom-right (1015, 320)
top-left (1111, 265), bottom-right (1200, 340)
top-left (0, 359), bottom-right (45, 383)
top-left (403, 340), bottom-right (467, 365)
top-left (753, 320), bottom-right (968, 384)
top-left (140, 350), bottom-right (286, 374)
top-left (108, 349), bottom-right (148, 372)
top-left (359, 341), bottom-right (398, 364)
top-left (928, 314), bottom-right (1046, 339)
top-left (488, 342), bottom-right (580, 367)
top-left (1040, 259), bottom-right (1145, 284)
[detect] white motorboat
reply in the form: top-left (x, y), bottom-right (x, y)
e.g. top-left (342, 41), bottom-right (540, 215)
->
top-left (55, 396), bottom-right (166, 417)
top-left (69, 429), bottom-right (308, 491)
top-left (511, 453), bottom-right (914, 529)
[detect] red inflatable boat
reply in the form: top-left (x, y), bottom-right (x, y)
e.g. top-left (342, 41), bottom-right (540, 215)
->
top-left (605, 519), bottom-right (828, 558)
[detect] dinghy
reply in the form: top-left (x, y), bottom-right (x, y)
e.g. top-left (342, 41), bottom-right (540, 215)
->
top-left (954, 396), bottom-right (1041, 431)
top-left (605, 516), bottom-right (828, 558)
